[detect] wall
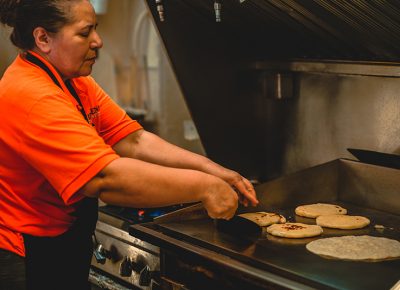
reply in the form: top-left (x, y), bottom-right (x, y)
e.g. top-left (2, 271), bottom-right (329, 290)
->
top-left (252, 68), bottom-right (400, 179)
top-left (92, 0), bottom-right (204, 154)
top-left (275, 72), bottom-right (400, 175)
top-left (0, 26), bottom-right (18, 75)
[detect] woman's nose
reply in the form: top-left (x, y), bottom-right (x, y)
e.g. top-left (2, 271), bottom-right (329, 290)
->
top-left (91, 31), bottom-right (103, 49)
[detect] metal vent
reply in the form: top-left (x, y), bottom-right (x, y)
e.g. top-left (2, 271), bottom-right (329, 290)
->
top-left (241, 0), bottom-right (400, 61)
top-left (185, 0), bottom-right (400, 61)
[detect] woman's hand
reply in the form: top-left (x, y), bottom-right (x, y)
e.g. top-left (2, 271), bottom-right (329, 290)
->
top-left (201, 160), bottom-right (259, 207)
top-left (113, 130), bottom-right (259, 209)
top-left (222, 170), bottom-right (259, 207)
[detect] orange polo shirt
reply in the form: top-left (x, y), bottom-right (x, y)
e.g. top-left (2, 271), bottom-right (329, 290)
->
top-left (0, 51), bottom-right (142, 256)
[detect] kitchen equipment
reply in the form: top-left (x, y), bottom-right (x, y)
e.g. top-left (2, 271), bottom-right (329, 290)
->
top-left (131, 159), bottom-right (400, 290)
top-left (90, 204), bottom-right (190, 289)
top-left (215, 215), bottom-right (262, 237)
top-left (347, 148), bottom-right (400, 170)
top-left (93, 0), bottom-right (400, 289)
top-left (142, 0), bottom-right (400, 181)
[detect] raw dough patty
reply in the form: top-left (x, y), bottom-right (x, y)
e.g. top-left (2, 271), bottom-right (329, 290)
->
top-left (295, 203), bottom-right (347, 218)
top-left (316, 214), bottom-right (370, 229)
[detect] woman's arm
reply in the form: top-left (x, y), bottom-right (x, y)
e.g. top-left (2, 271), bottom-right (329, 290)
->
top-left (112, 129), bottom-right (258, 206)
top-left (79, 157), bottom-right (239, 219)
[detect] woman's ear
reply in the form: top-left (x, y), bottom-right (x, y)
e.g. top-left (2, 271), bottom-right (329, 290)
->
top-left (32, 27), bottom-right (51, 53)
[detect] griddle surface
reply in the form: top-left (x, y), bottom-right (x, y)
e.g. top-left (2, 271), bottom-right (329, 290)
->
top-left (154, 202), bottom-right (400, 290)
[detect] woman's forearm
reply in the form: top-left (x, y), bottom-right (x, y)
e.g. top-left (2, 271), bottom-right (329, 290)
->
top-left (80, 157), bottom-right (239, 219)
top-left (112, 130), bottom-right (258, 206)
top-left (114, 130), bottom-right (212, 171)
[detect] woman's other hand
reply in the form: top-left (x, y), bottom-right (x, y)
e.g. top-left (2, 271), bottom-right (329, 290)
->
top-left (229, 173), bottom-right (258, 207)
top-left (202, 161), bottom-right (259, 207)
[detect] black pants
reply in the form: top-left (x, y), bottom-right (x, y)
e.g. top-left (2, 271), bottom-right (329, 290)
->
top-left (0, 232), bottom-right (93, 290)
top-left (24, 230), bottom-right (93, 290)
top-left (0, 249), bottom-right (26, 290)
top-left (0, 198), bottom-right (97, 290)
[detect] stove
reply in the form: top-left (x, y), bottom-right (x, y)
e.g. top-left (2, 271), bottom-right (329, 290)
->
top-left (90, 204), bottom-right (190, 289)
top-left (98, 205), bottom-right (188, 224)
top-left (130, 159), bottom-right (400, 290)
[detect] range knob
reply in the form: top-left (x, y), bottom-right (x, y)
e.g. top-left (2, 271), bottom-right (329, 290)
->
top-left (119, 255), bottom-right (149, 278)
top-left (93, 244), bottom-right (109, 264)
top-left (139, 265), bottom-right (151, 286)
top-left (119, 256), bottom-right (160, 285)
top-left (119, 256), bottom-right (133, 277)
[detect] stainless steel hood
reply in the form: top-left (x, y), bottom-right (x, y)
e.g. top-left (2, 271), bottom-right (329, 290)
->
top-left (148, 0), bottom-right (400, 62)
top-left (211, 0), bottom-right (400, 61)
top-left (145, 0), bottom-right (400, 181)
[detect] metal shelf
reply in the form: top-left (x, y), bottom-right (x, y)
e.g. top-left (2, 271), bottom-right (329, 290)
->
top-left (252, 60), bottom-right (400, 77)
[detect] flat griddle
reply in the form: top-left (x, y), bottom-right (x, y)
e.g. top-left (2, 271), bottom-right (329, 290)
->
top-left (136, 201), bottom-right (400, 290)
top-left (131, 159), bottom-right (400, 289)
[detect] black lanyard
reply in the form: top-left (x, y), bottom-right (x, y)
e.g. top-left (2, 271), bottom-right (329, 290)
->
top-left (22, 53), bottom-right (99, 290)
top-left (25, 52), bottom-right (89, 123)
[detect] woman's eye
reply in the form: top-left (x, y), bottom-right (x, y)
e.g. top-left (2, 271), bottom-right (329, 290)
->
top-left (80, 32), bottom-right (90, 37)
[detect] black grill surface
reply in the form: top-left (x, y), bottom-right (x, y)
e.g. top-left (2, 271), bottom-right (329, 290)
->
top-left (139, 201), bottom-right (400, 290)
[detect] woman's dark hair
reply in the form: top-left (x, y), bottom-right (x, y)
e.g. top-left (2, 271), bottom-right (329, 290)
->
top-left (0, 0), bottom-right (79, 50)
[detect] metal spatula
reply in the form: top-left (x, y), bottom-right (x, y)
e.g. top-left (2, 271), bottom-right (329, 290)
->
top-left (215, 215), bottom-right (262, 237)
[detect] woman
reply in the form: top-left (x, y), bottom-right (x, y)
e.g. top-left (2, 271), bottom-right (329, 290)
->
top-left (0, 0), bottom-right (258, 289)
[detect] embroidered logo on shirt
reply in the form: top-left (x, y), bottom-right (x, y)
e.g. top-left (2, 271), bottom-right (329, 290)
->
top-left (87, 105), bottom-right (100, 126)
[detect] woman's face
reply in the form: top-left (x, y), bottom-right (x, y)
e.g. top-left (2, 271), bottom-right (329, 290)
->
top-left (47, 0), bottom-right (103, 80)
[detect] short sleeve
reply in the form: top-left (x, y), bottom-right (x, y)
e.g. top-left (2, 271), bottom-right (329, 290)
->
top-left (18, 93), bottom-right (119, 204)
top-left (79, 77), bottom-right (143, 146)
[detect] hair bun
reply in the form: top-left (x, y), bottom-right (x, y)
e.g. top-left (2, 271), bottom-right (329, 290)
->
top-left (0, 0), bottom-right (20, 27)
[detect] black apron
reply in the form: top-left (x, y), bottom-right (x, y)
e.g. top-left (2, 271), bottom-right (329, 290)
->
top-left (22, 52), bottom-right (98, 290)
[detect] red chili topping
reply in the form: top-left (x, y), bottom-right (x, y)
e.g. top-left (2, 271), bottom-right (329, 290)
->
top-left (282, 224), bottom-right (305, 230)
